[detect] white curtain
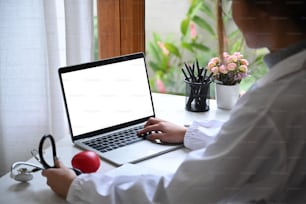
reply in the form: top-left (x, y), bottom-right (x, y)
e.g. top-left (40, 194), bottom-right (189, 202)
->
top-left (0, 0), bottom-right (93, 176)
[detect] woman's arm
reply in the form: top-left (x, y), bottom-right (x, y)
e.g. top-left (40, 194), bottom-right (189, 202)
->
top-left (137, 117), bottom-right (224, 150)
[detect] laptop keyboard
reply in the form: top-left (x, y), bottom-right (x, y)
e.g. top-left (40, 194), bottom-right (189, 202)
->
top-left (83, 125), bottom-right (145, 153)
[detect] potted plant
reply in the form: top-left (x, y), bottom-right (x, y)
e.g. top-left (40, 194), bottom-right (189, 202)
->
top-left (207, 52), bottom-right (249, 109)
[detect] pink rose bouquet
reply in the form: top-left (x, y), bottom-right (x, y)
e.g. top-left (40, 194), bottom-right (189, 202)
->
top-left (207, 52), bottom-right (249, 85)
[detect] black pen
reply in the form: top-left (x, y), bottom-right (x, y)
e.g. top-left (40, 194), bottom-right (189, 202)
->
top-left (204, 68), bottom-right (208, 77)
top-left (191, 62), bottom-right (195, 75)
top-left (201, 68), bottom-right (208, 83)
top-left (205, 72), bottom-right (214, 83)
top-left (198, 68), bottom-right (204, 81)
top-left (181, 68), bottom-right (189, 81)
top-left (184, 63), bottom-right (195, 82)
top-left (196, 59), bottom-right (200, 79)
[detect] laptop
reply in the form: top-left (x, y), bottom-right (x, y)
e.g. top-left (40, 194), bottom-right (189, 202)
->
top-left (58, 52), bottom-right (181, 166)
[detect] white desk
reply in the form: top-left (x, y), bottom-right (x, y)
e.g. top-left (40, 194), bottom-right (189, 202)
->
top-left (0, 93), bottom-right (230, 203)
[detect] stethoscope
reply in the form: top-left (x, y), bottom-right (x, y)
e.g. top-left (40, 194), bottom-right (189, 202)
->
top-left (11, 134), bottom-right (81, 182)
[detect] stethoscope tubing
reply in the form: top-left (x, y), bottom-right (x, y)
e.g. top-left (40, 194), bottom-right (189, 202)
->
top-left (38, 134), bottom-right (57, 169)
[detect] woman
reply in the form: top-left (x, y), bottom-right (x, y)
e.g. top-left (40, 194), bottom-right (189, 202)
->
top-left (42, 0), bottom-right (306, 203)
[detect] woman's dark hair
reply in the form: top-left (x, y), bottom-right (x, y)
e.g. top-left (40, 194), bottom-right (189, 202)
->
top-left (248, 0), bottom-right (306, 28)
top-left (216, 0), bottom-right (306, 59)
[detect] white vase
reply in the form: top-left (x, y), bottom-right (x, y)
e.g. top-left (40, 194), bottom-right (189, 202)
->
top-left (215, 83), bottom-right (240, 110)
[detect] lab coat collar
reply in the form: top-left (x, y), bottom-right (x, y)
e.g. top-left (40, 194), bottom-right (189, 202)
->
top-left (256, 49), bottom-right (306, 88)
top-left (264, 39), bottom-right (306, 69)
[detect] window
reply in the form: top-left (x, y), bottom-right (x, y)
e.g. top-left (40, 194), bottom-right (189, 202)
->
top-left (95, 0), bottom-right (267, 95)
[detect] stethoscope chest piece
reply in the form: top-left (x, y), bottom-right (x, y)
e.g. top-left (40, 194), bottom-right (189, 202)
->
top-left (11, 166), bottom-right (35, 182)
top-left (14, 168), bottom-right (34, 182)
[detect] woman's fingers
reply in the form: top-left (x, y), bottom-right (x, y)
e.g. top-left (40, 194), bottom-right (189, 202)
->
top-left (144, 117), bottom-right (164, 127)
top-left (138, 118), bottom-right (164, 135)
top-left (138, 124), bottom-right (161, 135)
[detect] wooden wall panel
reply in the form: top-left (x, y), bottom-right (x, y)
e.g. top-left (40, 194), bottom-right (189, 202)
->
top-left (120, 0), bottom-right (145, 55)
top-left (97, 0), bottom-right (145, 59)
top-left (97, 0), bottom-right (121, 58)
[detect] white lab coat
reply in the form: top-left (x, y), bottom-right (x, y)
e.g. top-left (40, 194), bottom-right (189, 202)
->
top-left (67, 50), bottom-right (306, 204)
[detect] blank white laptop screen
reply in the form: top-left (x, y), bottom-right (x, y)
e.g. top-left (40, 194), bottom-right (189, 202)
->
top-left (59, 53), bottom-right (182, 166)
top-left (61, 57), bottom-right (154, 137)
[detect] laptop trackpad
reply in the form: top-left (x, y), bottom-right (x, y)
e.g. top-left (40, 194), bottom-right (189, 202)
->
top-left (100, 140), bottom-right (181, 166)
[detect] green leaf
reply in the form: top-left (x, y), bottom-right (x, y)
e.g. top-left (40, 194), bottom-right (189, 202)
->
top-left (149, 61), bottom-right (161, 72)
top-left (181, 42), bottom-right (194, 53)
top-left (192, 15), bottom-right (215, 36)
top-left (164, 42), bottom-right (181, 58)
top-left (187, 0), bottom-right (198, 16)
top-left (200, 3), bottom-right (214, 19)
top-left (180, 18), bottom-right (190, 36)
top-left (151, 56), bottom-right (169, 74)
top-left (229, 37), bottom-right (244, 53)
top-left (147, 42), bottom-right (161, 62)
top-left (161, 54), bottom-right (172, 70)
top-left (188, 1), bottom-right (203, 18)
top-left (191, 42), bottom-right (210, 52)
top-left (228, 29), bottom-right (241, 39)
top-left (249, 55), bottom-right (264, 68)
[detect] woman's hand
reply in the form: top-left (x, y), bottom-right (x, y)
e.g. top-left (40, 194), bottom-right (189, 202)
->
top-left (137, 117), bottom-right (186, 144)
top-left (42, 160), bottom-right (77, 199)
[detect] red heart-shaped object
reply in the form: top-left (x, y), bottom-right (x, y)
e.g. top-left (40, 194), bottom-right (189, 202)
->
top-left (71, 151), bottom-right (101, 173)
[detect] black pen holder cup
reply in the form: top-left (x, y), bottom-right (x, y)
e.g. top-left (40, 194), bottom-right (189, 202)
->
top-left (184, 79), bottom-right (210, 112)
